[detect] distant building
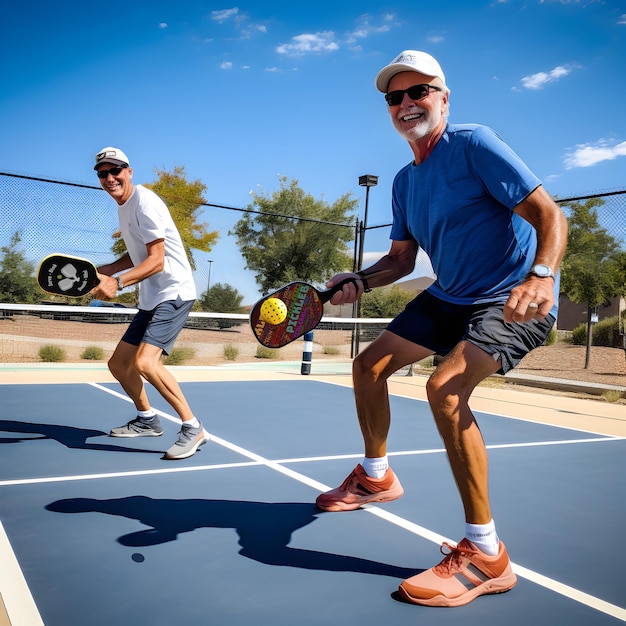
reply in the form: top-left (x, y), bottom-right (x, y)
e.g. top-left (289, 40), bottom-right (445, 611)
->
top-left (557, 295), bottom-right (624, 331)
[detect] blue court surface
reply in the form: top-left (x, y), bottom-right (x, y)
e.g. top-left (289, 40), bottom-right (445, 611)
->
top-left (0, 378), bottom-right (624, 625)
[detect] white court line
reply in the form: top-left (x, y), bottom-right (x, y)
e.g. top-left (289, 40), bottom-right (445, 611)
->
top-left (5, 380), bottom-right (623, 622)
top-left (0, 521), bottom-right (45, 626)
top-left (0, 437), bottom-right (617, 488)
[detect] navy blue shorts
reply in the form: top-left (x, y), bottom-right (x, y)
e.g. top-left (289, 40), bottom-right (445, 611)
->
top-left (386, 290), bottom-right (555, 374)
top-left (121, 297), bottom-right (195, 356)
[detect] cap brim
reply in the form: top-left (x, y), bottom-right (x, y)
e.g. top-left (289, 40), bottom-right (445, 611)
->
top-left (94, 159), bottom-right (128, 170)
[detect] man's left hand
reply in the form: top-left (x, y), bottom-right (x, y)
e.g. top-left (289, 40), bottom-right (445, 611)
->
top-left (504, 276), bottom-right (554, 323)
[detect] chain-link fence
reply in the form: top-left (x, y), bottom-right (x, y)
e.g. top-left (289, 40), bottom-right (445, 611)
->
top-left (1, 170), bottom-right (625, 315)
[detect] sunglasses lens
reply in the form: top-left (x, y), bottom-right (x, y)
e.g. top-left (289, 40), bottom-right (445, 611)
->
top-left (97, 167), bottom-right (123, 179)
top-left (407, 85), bottom-right (428, 100)
top-left (386, 84), bottom-right (434, 106)
top-left (385, 91), bottom-right (403, 106)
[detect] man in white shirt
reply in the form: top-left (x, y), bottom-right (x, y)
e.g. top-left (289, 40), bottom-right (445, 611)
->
top-left (91, 146), bottom-right (207, 460)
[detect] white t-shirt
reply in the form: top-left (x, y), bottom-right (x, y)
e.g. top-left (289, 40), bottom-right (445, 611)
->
top-left (118, 184), bottom-right (196, 310)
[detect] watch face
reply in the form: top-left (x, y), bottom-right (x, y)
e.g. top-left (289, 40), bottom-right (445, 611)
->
top-left (532, 265), bottom-right (552, 277)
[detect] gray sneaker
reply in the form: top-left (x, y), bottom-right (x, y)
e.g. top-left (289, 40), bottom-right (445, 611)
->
top-left (164, 422), bottom-right (208, 460)
top-left (110, 416), bottom-right (164, 438)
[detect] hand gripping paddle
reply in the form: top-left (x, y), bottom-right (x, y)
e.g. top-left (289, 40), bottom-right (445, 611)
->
top-left (37, 254), bottom-right (100, 297)
top-left (250, 270), bottom-right (389, 348)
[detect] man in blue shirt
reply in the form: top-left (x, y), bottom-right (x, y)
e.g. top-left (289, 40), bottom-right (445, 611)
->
top-left (316, 50), bottom-right (568, 607)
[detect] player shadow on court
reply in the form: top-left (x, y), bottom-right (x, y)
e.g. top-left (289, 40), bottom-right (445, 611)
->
top-left (0, 420), bottom-right (162, 455)
top-left (46, 495), bottom-right (420, 579)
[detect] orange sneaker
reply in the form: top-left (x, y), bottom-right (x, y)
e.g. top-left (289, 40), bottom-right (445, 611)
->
top-left (398, 538), bottom-right (517, 607)
top-left (315, 464), bottom-right (404, 512)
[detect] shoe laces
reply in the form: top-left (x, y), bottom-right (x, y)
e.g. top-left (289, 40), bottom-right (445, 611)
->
top-left (434, 541), bottom-right (480, 575)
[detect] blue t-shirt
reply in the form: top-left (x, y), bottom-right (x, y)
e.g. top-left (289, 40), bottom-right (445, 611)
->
top-left (390, 123), bottom-right (559, 316)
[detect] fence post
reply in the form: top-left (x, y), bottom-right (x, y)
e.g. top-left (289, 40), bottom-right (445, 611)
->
top-left (301, 331), bottom-right (314, 375)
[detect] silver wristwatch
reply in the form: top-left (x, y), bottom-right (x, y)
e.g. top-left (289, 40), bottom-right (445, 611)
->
top-left (116, 276), bottom-right (124, 291)
top-left (528, 264), bottom-right (555, 279)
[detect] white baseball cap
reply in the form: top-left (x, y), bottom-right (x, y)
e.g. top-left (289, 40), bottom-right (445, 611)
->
top-left (94, 147), bottom-right (131, 170)
top-left (375, 50), bottom-right (446, 92)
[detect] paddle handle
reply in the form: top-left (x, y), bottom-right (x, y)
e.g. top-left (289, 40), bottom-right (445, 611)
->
top-left (319, 269), bottom-right (393, 304)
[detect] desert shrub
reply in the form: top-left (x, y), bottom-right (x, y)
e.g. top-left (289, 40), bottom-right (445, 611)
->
top-left (223, 344), bottom-right (239, 361)
top-left (602, 390), bottom-right (624, 403)
top-left (81, 346), bottom-right (104, 360)
top-left (572, 316), bottom-right (620, 347)
top-left (593, 316), bottom-right (620, 347)
top-left (572, 323), bottom-right (586, 345)
top-left (255, 345), bottom-right (278, 359)
top-left (544, 327), bottom-right (557, 346)
top-left (39, 345), bottom-right (66, 362)
top-left (323, 346), bottom-right (339, 355)
top-left (163, 347), bottom-right (196, 365)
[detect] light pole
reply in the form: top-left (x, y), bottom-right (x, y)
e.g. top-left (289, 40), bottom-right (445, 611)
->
top-left (352, 174), bottom-right (378, 357)
top-left (206, 259), bottom-right (213, 310)
top-left (356, 174), bottom-right (378, 273)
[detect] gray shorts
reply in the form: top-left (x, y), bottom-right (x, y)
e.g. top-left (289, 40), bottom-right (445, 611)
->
top-left (121, 297), bottom-right (195, 356)
top-left (387, 290), bottom-right (555, 374)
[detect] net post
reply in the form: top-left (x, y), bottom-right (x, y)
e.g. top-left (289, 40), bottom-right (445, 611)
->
top-left (300, 331), bottom-right (314, 375)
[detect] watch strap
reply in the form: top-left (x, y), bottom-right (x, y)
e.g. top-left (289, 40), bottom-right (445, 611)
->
top-left (356, 271), bottom-right (372, 293)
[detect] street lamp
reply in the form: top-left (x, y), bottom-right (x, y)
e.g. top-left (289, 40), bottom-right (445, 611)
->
top-left (352, 175), bottom-right (378, 357)
top-left (206, 259), bottom-right (213, 310)
top-left (356, 175), bottom-right (379, 273)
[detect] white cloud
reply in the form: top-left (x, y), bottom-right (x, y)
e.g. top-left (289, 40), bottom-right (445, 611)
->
top-left (276, 32), bottom-right (339, 56)
top-left (564, 139), bottom-right (626, 169)
top-left (211, 8), bottom-right (239, 23)
top-left (618, 14), bottom-right (626, 24)
top-left (158, 23), bottom-right (168, 29)
top-left (344, 13), bottom-right (394, 44)
top-left (520, 65), bottom-right (575, 90)
top-left (220, 61), bottom-right (233, 70)
top-left (427, 35), bottom-right (445, 44)
top-left (209, 8), bottom-right (267, 39)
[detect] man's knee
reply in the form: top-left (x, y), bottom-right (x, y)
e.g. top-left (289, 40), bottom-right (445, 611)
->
top-left (352, 350), bottom-right (392, 389)
top-left (133, 353), bottom-right (160, 379)
top-left (108, 353), bottom-right (126, 378)
top-left (425, 366), bottom-right (467, 413)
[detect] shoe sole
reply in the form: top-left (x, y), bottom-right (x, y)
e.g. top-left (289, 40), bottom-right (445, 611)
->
top-left (109, 430), bottom-right (164, 438)
top-left (398, 572), bottom-right (517, 607)
top-left (316, 485), bottom-right (404, 512)
top-left (163, 434), bottom-right (209, 460)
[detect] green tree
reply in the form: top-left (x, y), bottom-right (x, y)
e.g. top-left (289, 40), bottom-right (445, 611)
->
top-left (112, 166), bottom-right (218, 270)
top-left (560, 198), bottom-right (626, 367)
top-left (0, 232), bottom-right (41, 303)
top-left (360, 285), bottom-right (415, 318)
top-left (199, 282), bottom-right (244, 313)
top-left (231, 177), bottom-right (357, 294)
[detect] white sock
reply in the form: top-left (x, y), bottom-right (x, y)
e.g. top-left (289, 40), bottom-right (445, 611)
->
top-left (137, 409), bottom-right (156, 420)
top-left (465, 519), bottom-right (499, 556)
top-left (185, 417), bottom-right (200, 428)
top-left (361, 456), bottom-right (389, 479)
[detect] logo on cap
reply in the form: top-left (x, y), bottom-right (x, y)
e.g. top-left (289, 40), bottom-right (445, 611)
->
top-left (395, 53), bottom-right (418, 64)
top-left (96, 150), bottom-right (117, 162)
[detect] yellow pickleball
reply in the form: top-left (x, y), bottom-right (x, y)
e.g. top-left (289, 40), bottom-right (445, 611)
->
top-left (259, 297), bottom-right (288, 325)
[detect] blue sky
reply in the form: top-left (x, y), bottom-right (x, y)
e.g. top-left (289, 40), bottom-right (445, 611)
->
top-left (1, 0), bottom-right (625, 304)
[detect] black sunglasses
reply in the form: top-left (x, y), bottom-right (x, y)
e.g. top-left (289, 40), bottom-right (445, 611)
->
top-left (385, 83), bottom-right (442, 107)
top-left (96, 165), bottom-right (127, 179)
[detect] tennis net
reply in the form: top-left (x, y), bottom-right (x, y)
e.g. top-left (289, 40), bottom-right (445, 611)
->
top-left (0, 303), bottom-right (393, 367)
